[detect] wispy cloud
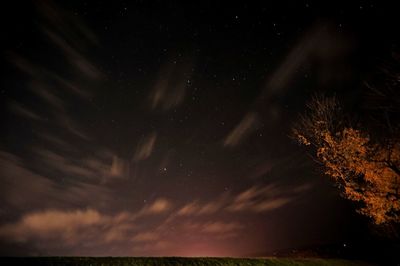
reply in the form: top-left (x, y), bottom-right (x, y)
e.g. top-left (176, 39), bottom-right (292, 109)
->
top-left (30, 81), bottom-right (65, 110)
top-left (36, 1), bottom-right (99, 47)
top-left (180, 220), bottom-right (243, 239)
top-left (223, 112), bottom-right (259, 147)
top-left (109, 155), bottom-right (127, 178)
top-left (0, 151), bottom-right (112, 212)
top-left (55, 113), bottom-right (92, 141)
top-left (36, 149), bottom-right (97, 179)
top-left (177, 183), bottom-right (312, 216)
top-left (257, 23), bottom-right (352, 105)
top-left (0, 209), bottom-right (105, 243)
top-left (37, 0), bottom-right (102, 80)
top-left (37, 133), bottom-right (73, 151)
top-left (133, 132), bottom-right (157, 161)
top-left (0, 152), bottom-right (58, 211)
top-left (0, 209), bottom-right (137, 246)
top-left (132, 232), bottom-right (160, 242)
top-left (6, 52), bottom-right (42, 78)
top-left (33, 147), bottom-right (131, 182)
top-left (8, 102), bottom-right (43, 121)
top-left (149, 56), bottom-right (194, 111)
top-left (227, 185), bottom-right (290, 213)
top-left (0, 197), bottom-right (174, 250)
top-left (176, 201), bottom-right (200, 216)
top-left (42, 28), bottom-right (102, 80)
top-left (5, 0), bottom-right (102, 150)
top-left (177, 194), bottom-right (229, 216)
top-left (200, 221), bottom-right (243, 235)
top-left (141, 198), bottom-right (173, 215)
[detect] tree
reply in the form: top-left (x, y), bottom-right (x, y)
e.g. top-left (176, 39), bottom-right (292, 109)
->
top-left (292, 95), bottom-right (400, 225)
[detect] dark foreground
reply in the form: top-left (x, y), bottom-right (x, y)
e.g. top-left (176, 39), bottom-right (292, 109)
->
top-left (0, 257), bottom-right (375, 266)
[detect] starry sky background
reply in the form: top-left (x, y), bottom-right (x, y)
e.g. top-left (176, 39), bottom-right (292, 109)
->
top-left (0, 0), bottom-right (398, 257)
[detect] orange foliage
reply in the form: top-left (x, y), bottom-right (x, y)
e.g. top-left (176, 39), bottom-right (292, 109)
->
top-left (294, 97), bottom-right (400, 225)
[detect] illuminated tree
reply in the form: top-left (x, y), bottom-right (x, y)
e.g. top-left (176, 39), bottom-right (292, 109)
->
top-left (292, 95), bottom-right (400, 225)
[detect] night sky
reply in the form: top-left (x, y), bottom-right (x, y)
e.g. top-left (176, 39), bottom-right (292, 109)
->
top-left (0, 0), bottom-right (398, 257)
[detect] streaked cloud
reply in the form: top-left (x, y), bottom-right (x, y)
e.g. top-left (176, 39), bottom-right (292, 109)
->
top-left (176, 201), bottom-right (201, 216)
top-left (176, 183), bottom-right (312, 217)
top-left (0, 152), bottom-right (58, 210)
top-left (201, 221), bottom-right (243, 235)
top-left (181, 220), bottom-right (243, 238)
top-left (177, 194), bottom-right (229, 216)
top-left (36, 0), bottom-right (99, 47)
top-left (0, 197), bottom-right (174, 249)
top-left (53, 74), bottom-right (92, 99)
top-left (133, 240), bottom-right (170, 254)
top-left (37, 0), bottom-right (102, 80)
top-left (6, 52), bottom-right (41, 78)
top-left (8, 102), bottom-right (43, 121)
top-left (43, 28), bottom-right (102, 80)
top-left (149, 57), bottom-right (194, 111)
top-left (30, 81), bottom-right (65, 110)
top-left (132, 232), bottom-right (160, 242)
top-left (258, 23), bottom-right (352, 104)
top-left (143, 198), bottom-right (173, 214)
top-left (56, 114), bottom-right (92, 141)
top-left (37, 133), bottom-right (73, 151)
top-left (8, 52), bottom-right (93, 142)
top-left (109, 155), bottom-right (127, 178)
top-left (0, 151), bottom-right (114, 212)
top-left (34, 147), bottom-right (130, 182)
top-left (0, 209), bottom-right (136, 246)
top-left (197, 201), bottom-right (224, 215)
top-left (227, 185), bottom-right (288, 213)
top-left (36, 149), bottom-right (96, 179)
top-left (0, 209), bottom-right (104, 243)
top-left (223, 112), bottom-right (259, 147)
top-left (133, 132), bottom-right (157, 161)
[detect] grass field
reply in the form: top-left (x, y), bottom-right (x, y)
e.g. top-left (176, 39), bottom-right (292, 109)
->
top-left (0, 257), bottom-right (375, 266)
